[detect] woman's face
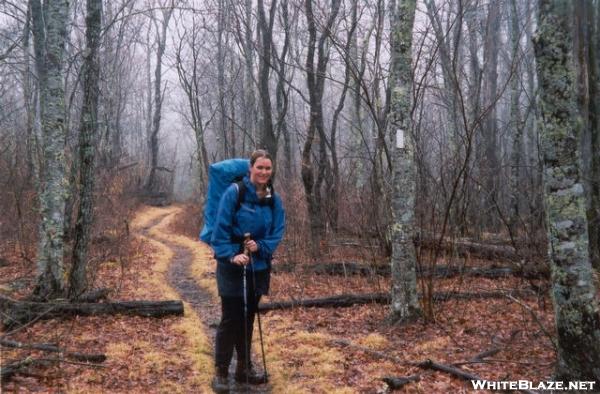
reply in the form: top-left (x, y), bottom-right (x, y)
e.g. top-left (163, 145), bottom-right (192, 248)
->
top-left (249, 157), bottom-right (273, 188)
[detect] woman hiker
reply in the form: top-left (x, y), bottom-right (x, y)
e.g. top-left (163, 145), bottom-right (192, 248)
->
top-left (210, 150), bottom-right (285, 392)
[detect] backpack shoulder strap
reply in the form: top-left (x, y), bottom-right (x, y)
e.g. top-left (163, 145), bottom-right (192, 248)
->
top-left (234, 180), bottom-right (276, 210)
top-left (235, 180), bottom-right (246, 212)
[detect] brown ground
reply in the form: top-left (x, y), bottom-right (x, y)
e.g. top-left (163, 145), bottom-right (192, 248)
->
top-left (1, 205), bottom-right (557, 393)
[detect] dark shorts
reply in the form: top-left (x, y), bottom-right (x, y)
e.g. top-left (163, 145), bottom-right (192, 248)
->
top-left (216, 260), bottom-right (270, 297)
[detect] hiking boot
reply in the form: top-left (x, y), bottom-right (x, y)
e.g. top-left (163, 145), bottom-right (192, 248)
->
top-left (212, 368), bottom-right (229, 393)
top-left (235, 365), bottom-right (268, 385)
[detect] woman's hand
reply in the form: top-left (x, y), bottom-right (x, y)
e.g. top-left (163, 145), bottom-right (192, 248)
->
top-left (244, 239), bottom-right (259, 253)
top-left (231, 254), bottom-right (250, 266)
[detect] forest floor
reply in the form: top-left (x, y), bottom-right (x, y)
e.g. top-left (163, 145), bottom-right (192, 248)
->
top-left (1, 205), bottom-right (558, 393)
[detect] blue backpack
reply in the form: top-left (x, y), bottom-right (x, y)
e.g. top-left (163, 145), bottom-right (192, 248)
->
top-left (199, 159), bottom-right (276, 245)
top-left (199, 159), bottom-right (249, 244)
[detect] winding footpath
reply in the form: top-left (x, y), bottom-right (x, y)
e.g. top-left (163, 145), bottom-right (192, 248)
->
top-left (137, 205), bottom-right (272, 393)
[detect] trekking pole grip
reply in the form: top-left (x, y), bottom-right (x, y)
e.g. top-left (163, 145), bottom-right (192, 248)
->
top-left (243, 233), bottom-right (251, 256)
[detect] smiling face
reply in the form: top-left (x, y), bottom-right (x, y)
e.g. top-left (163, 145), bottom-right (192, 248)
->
top-left (249, 157), bottom-right (273, 188)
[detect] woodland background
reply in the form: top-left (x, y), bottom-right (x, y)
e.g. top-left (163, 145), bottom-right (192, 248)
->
top-left (0, 0), bottom-right (599, 392)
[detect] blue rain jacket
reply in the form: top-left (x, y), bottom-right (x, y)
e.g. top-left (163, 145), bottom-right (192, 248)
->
top-left (211, 175), bottom-right (285, 297)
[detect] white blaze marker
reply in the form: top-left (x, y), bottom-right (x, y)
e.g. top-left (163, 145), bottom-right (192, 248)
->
top-left (396, 129), bottom-right (405, 149)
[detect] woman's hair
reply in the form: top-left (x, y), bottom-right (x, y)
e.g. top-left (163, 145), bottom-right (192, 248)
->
top-left (250, 149), bottom-right (273, 166)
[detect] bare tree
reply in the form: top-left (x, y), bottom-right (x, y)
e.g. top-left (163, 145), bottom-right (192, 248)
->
top-left (243, 0), bottom-right (256, 150)
top-left (301, 0), bottom-right (342, 258)
top-left (256, 0), bottom-right (277, 159)
top-left (508, 0), bottom-right (523, 237)
top-left (216, 0), bottom-right (230, 159)
top-left (145, 3), bottom-right (174, 194)
top-left (272, 0), bottom-right (293, 177)
top-left (175, 14), bottom-right (214, 192)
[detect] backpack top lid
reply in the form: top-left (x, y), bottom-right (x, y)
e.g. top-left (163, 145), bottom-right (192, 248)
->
top-left (199, 158), bottom-right (250, 244)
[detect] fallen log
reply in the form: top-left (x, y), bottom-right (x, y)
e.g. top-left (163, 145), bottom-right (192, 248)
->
top-left (0, 339), bottom-right (106, 363)
top-left (75, 288), bottom-right (111, 303)
top-left (1, 358), bottom-right (40, 382)
top-left (260, 293), bottom-right (390, 311)
top-left (417, 238), bottom-right (524, 262)
top-left (422, 266), bottom-right (518, 279)
top-left (306, 262), bottom-right (390, 276)
top-left (326, 234), bottom-right (545, 262)
top-left (1, 356), bottom-right (105, 383)
top-left (276, 261), bottom-right (522, 279)
top-left (260, 290), bottom-right (534, 312)
top-left (1, 294), bottom-right (184, 327)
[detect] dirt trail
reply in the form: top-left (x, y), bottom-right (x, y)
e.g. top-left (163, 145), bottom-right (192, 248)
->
top-left (141, 206), bottom-right (271, 393)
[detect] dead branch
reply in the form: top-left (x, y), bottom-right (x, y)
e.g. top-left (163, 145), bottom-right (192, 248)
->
top-left (381, 375), bottom-right (421, 389)
top-left (417, 359), bottom-right (481, 381)
top-left (468, 347), bottom-right (501, 362)
top-left (506, 294), bottom-right (558, 351)
top-left (329, 338), bottom-right (415, 366)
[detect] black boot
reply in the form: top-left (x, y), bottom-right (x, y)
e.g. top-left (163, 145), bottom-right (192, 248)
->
top-left (235, 362), bottom-right (268, 385)
top-left (212, 367), bottom-right (229, 393)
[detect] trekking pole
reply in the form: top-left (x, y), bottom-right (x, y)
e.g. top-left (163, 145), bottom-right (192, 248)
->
top-left (253, 265), bottom-right (268, 382)
top-left (243, 233), bottom-right (251, 385)
top-left (248, 240), bottom-right (268, 382)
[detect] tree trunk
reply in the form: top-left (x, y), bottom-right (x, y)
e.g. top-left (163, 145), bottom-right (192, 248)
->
top-left (464, 2), bottom-right (483, 236)
top-left (31, 0), bottom-right (71, 300)
top-left (534, 0), bottom-right (600, 382)
top-left (145, 23), bottom-right (153, 170)
top-left (257, 0), bottom-right (278, 160)
top-left (216, 0), bottom-right (229, 159)
top-left (243, 0), bottom-right (256, 152)
top-left (69, 0), bottom-right (103, 298)
top-left (586, 0), bottom-right (600, 270)
top-left (301, 0), bottom-right (342, 258)
top-left (326, 0), bottom-right (357, 233)
top-left (481, 0), bottom-right (501, 230)
top-left (22, 3), bottom-right (39, 185)
top-left (146, 6), bottom-right (173, 194)
top-left (301, 0), bottom-right (318, 257)
top-left (175, 19), bottom-right (210, 193)
top-left (524, 0), bottom-right (544, 239)
top-left (388, 0), bottom-right (421, 323)
top-left (273, 0), bottom-right (293, 178)
top-left (509, 0), bottom-right (523, 237)
top-left (423, 0), bottom-right (462, 148)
